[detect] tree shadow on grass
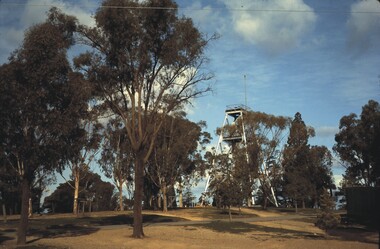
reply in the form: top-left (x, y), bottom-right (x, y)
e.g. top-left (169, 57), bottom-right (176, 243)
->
top-left (0, 229), bottom-right (16, 245)
top-left (173, 207), bottom-right (258, 220)
top-left (326, 226), bottom-right (379, 245)
top-left (188, 221), bottom-right (324, 240)
top-left (201, 209), bottom-right (258, 220)
top-left (84, 214), bottom-right (187, 226)
top-left (27, 224), bottom-right (100, 244)
top-left (0, 224), bottom-right (99, 246)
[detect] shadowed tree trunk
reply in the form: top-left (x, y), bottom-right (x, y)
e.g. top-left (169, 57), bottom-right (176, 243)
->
top-left (228, 205), bottom-right (232, 222)
top-left (17, 178), bottom-right (30, 245)
top-left (132, 155), bottom-right (144, 238)
top-left (162, 185), bottom-right (168, 212)
top-left (2, 204), bottom-right (7, 223)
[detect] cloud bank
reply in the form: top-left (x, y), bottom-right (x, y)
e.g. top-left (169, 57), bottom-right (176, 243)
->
top-left (347, 0), bottom-right (380, 55)
top-left (220, 0), bottom-right (317, 55)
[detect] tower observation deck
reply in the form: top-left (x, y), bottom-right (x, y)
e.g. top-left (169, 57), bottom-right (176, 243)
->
top-left (215, 104), bottom-right (249, 150)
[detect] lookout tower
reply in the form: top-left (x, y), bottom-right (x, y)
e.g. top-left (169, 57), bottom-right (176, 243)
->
top-left (214, 104), bottom-right (248, 153)
top-left (203, 104), bottom-right (278, 207)
top-left (203, 104), bottom-right (249, 201)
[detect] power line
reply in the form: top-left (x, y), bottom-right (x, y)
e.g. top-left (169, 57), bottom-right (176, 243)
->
top-left (1, 2), bottom-right (380, 14)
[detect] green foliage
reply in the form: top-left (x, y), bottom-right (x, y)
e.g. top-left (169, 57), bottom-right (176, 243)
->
top-left (283, 113), bottom-right (314, 204)
top-left (243, 111), bottom-right (291, 208)
top-left (334, 100), bottom-right (380, 187)
top-left (315, 188), bottom-right (340, 230)
top-left (44, 172), bottom-right (114, 213)
top-left (210, 111), bottom-right (291, 208)
top-left (99, 118), bottom-right (134, 211)
top-left (146, 114), bottom-right (210, 211)
top-left (282, 113), bottom-right (334, 209)
top-left (182, 186), bottom-right (196, 207)
top-left (0, 8), bottom-right (87, 244)
top-left (74, 0), bottom-right (214, 237)
top-left (208, 154), bottom-right (246, 209)
top-left (0, 8), bottom-right (84, 179)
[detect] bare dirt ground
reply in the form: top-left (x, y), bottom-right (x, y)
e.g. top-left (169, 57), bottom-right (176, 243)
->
top-left (0, 207), bottom-right (378, 249)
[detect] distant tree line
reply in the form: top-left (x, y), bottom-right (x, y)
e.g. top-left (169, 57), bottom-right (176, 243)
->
top-left (206, 111), bottom-right (335, 212)
top-left (206, 99), bottom-right (379, 213)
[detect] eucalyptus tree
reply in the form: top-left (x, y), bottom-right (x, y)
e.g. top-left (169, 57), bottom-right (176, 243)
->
top-left (99, 118), bottom-right (134, 211)
top-left (207, 153), bottom-right (245, 220)
top-left (214, 111), bottom-right (290, 208)
top-left (146, 113), bottom-right (210, 212)
top-left (334, 100), bottom-right (380, 187)
top-left (308, 145), bottom-right (334, 207)
top-left (61, 117), bottom-right (103, 215)
top-left (243, 111), bottom-right (290, 208)
top-left (74, 0), bottom-right (214, 237)
top-left (43, 171), bottom-right (114, 213)
top-left (0, 9), bottom-right (85, 245)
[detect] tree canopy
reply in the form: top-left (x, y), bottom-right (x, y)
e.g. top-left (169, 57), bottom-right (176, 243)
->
top-left (334, 100), bottom-right (380, 187)
top-left (73, 0), bottom-right (214, 237)
top-left (44, 171), bottom-right (114, 213)
top-left (146, 113), bottom-right (210, 212)
top-left (281, 113), bottom-right (334, 210)
top-left (99, 118), bottom-right (134, 211)
top-left (0, 8), bottom-right (85, 245)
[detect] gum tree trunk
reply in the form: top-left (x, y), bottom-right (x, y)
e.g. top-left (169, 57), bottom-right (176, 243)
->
top-left (73, 166), bottom-right (80, 215)
top-left (17, 178), bottom-right (30, 245)
top-left (2, 204), bottom-right (7, 223)
top-left (162, 185), bottom-right (168, 212)
top-left (119, 182), bottom-right (124, 211)
top-left (178, 191), bottom-right (183, 208)
top-left (28, 198), bottom-right (32, 218)
top-left (132, 156), bottom-right (144, 238)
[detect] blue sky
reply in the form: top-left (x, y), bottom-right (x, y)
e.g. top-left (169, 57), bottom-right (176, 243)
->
top-left (1, 0), bottom-right (380, 194)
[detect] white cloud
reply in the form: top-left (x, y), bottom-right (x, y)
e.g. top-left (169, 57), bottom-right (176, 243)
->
top-left (183, 1), bottom-right (226, 35)
top-left (220, 0), bottom-right (317, 55)
top-left (347, 0), bottom-right (380, 54)
top-left (315, 126), bottom-right (339, 138)
top-left (19, 0), bottom-right (95, 27)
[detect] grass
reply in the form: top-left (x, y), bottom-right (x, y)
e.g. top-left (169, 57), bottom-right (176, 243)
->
top-left (0, 207), bottom-right (377, 247)
top-left (188, 220), bottom-right (324, 239)
top-left (159, 206), bottom-right (259, 220)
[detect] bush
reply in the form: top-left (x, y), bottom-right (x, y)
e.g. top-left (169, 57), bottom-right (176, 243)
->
top-left (315, 188), bottom-right (340, 230)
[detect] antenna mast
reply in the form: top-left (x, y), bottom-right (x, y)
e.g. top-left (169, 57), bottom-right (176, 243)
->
top-left (244, 75), bottom-right (247, 107)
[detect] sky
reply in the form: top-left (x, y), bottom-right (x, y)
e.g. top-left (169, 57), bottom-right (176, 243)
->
top-left (1, 0), bottom-right (380, 198)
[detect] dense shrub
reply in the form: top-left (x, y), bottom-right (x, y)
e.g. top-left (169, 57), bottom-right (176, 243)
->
top-left (315, 188), bottom-right (340, 230)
